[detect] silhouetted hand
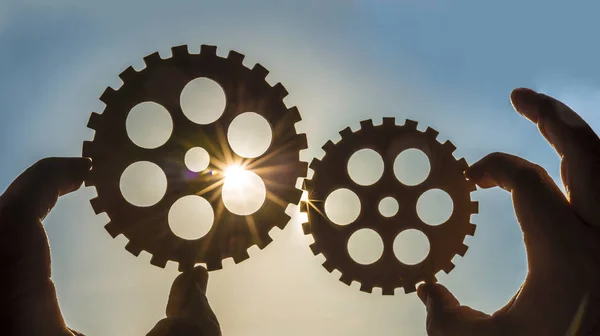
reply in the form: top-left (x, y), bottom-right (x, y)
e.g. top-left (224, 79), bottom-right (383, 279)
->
top-left (417, 88), bottom-right (600, 336)
top-left (0, 157), bottom-right (221, 336)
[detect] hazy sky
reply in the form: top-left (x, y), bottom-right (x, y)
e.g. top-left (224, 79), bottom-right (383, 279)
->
top-left (2, 1), bottom-right (600, 335)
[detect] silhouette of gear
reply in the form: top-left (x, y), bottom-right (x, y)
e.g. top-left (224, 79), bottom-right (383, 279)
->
top-left (83, 45), bottom-right (307, 272)
top-left (300, 118), bottom-right (477, 294)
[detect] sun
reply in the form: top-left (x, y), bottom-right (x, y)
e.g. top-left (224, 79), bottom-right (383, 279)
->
top-left (224, 164), bottom-right (247, 185)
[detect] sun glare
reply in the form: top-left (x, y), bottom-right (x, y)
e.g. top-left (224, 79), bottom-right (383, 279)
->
top-left (224, 164), bottom-right (247, 185)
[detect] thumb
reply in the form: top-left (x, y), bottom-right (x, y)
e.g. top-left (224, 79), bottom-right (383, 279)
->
top-left (0, 157), bottom-right (91, 221)
top-left (164, 266), bottom-right (220, 335)
top-left (417, 283), bottom-right (496, 336)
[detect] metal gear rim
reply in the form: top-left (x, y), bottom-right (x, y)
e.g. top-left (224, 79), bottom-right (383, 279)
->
top-left (300, 118), bottom-right (477, 294)
top-left (83, 44), bottom-right (307, 272)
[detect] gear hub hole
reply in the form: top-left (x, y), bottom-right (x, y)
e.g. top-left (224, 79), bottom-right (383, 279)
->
top-left (185, 147), bottom-right (210, 172)
top-left (393, 149), bottom-right (430, 186)
top-left (180, 77), bottom-right (226, 125)
top-left (119, 161), bottom-right (167, 207)
top-left (417, 189), bottom-right (454, 226)
top-left (324, 188), bottom-right (361, 226)
top-left (227, 112), bottom-right (272, 158)
top-left (347, 229), bottom-right (384, 265)
top-left (126, 102), bottom-right (173, 149)
top-left (222, 166), bottom-right (267, 216)
top-left (168, 195), bottom-right (214, 240)
top-left (347, 149), bottom-right (384, 186)
top-left (393, 229), bottom-right (430, 265)
top-left (378, 197), bottom-right (399, 218)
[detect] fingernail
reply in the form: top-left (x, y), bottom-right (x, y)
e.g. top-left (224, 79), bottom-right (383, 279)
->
top-left (510, 88), bottom-right (542, 122)
top-left (192, 266), bottom-right (209, 293)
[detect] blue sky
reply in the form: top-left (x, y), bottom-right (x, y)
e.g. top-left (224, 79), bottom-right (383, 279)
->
top-left (2, 1), bottom-right (600, 335)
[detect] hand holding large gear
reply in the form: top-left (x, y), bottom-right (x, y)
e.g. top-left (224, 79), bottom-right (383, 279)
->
top-left (301, 118), bottom-right (477, 294)
top-left (83, 45), bottom-right (307, 272)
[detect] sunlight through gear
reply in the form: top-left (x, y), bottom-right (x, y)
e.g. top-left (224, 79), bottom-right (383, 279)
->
top-left (83, 44), bottom-right (308, 271)
top-left (300, 118), bottom-right (477, 294)
top-left (222, 165), bottom-right (267, 216)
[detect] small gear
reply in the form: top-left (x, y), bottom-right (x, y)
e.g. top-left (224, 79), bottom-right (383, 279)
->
top-left (300, 118), bottom-right (477, 294)
top-left (83, 45), bottom-right (307, 271)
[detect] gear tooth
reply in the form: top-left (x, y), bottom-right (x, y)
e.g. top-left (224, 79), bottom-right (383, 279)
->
top-left (200, 44), bottom-right (217, 56)
top-left (233, 250), bottom-right (250, 264)
top-left (118, 66), bottom-right (137, 82)
top-left (443, 262), bottom-right (456, 274)
top-left (322, 140), bottom-right (335, 153)
top-left (339, 127), bottom-right (352, 138)
top-left (99, 87), bottom-right (117, 105)
top-left (359, 283), bottom-right (373, 293)
top-left (339, 274), bottom-right (352, 286)
top-left (87, 112), bottom-right (102, 130)
top-left (84, 173), bottom-right (95, 187)
top-left (382, 287), bottom-right (395, 296)
top-left (309, 242), bottom-right (320, 255)
top-left (382, 117), bottom-right (396, 127)
top-left (295, 161), bottom-right (308, 177)
top-left (425, 127), bottom-right (439, 139)
top-left (124, 241), bottom-right (143, 257)
top-left (309, 158), bottom-right (322, 171)
top-left (469, 201), bottom-right (479, 214)
top-left (272, 82), bottom-right (288, 99)
top-left (322, 260), bottom-right (334, 272)
top-left (275, 212), bottom-right (291, 229)
top-left (256, 233), bottom-right (273, 249)
top-left (403, 283), bottom-right (417, 294)
top-left (457, 158), bottom-right (469, 171)
top-left (143, 52), bottom-right (162, 67)
top-left (443, 140), bottom-right (457, 153)
top-left (287, 106), bottom-right (302, 123)
top-left (171, 45), bottom-right (188, 57)
top-left (302, 222), bottom-right (311, 234)
top-left (285, 188), bottom-right (303, 205)
top-left (467, 181), bottom-right (477, 192)
top-left (296, 133), bottom-right (308, 150)
top-left (206, 258), bottom-right (223, 271)
top-left (404, 119), bottom-right (418, 130)
top-left (104, 221), bottom-right (122, 238)
top-left (251, 63), bottom-right (269, 79)
top-left (467, 223), bottom-right (477, 236)
top-left (89, 197), bottom-right (104, 215)
top-left (178, 261), bottom-right (194, 272)
top-left (227, 50), bottom-right (245, 63)
top-left (302, 179), bottom-right (314, 191)
top-left (82, 140), bottom-right (94, 158)
top-left (457, 243), bottom-right (469, 257)
top-left (360, 119), bottom-right (374, 130)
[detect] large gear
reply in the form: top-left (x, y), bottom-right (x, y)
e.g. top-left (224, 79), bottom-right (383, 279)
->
top-left (83, 44), bottom-right (307, 272)
top-left (300, 118), bottom-right (477, 294)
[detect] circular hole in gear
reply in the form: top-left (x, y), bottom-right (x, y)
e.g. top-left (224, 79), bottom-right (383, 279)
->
top-left (378, 197), bottom-right (399, 217)
top-left (126, 102), bottom-right (173, 149)
top-left (222, 166), bottom-right (267, 216)
top-left (185, 147), bottom-right (210, 172)
top-left (394, 149), bottom-right (431, 186)
top-left (417, 189), bottom-right (454, 226)
top-left (347, 229), bottom-right (384, 265)
top-left (227, 112), bottom-right (273, 158)
top-left (393, 229), bottom-right (430, 265)
top-left (180, 77), bottom-right (227, 125)
top-left (324, 188), bottom-right (361, 226)
top-left (168, 195), bottom-right (214, 240)
top-left (347, 149), bottom-right (384, 186)
top-left (119, 161), bottom-right (167, 207)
